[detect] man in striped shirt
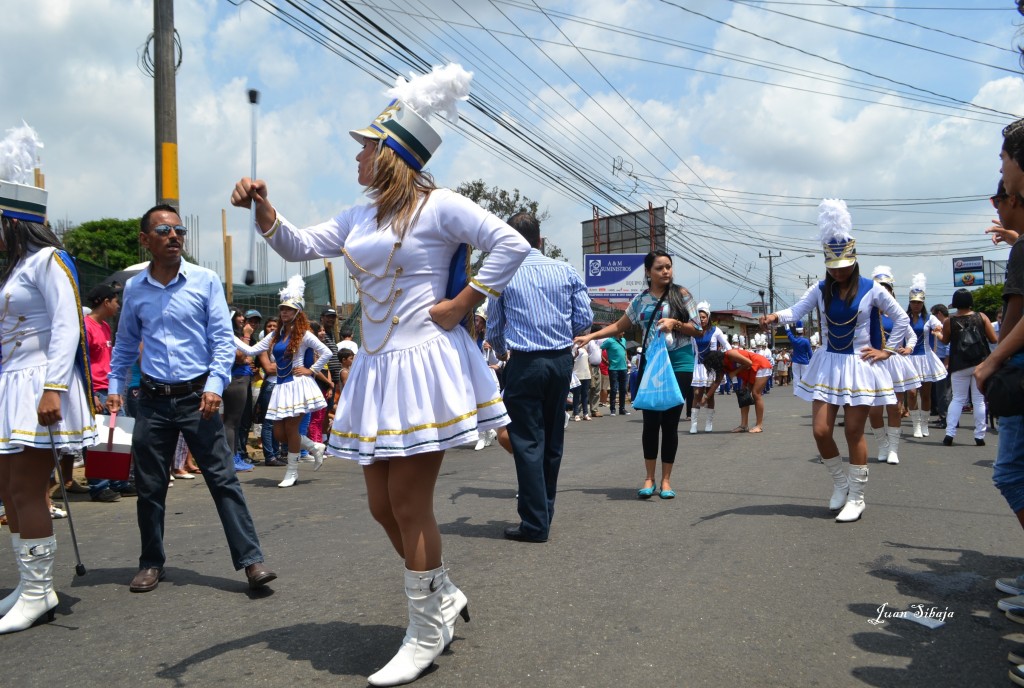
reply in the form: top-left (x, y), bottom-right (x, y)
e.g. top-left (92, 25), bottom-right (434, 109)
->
top-left (487, 213), bottom-right (593, 543)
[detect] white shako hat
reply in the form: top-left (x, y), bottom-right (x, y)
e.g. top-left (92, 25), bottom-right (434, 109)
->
top-left (696, 301), bottom-right (711, 315)
top-left (349, 64), bottom-right (473, 172)
top-left (279, 274), bottom-right (306, 311)
top-left (909, 273), bottom-right (927, 303)
top-left (818, 199), bottom-right (855, 269)
top-left (0, 123), bottom-right (46, 223)
top-left (871, 265), bottom-right (895, 286)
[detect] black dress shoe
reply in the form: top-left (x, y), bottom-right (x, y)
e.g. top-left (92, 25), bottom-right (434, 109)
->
top-left (503, 526), bottom-right (547, 543)
top-left (245, 562), bottom-right (277, 589)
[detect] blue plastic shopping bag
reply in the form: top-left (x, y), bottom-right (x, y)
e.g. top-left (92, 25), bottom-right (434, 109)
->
top-left (632, 331), bottom-right (683, 412)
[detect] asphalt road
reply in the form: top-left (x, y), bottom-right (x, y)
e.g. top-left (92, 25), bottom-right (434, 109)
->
top-left (0, 389), bottom-right (1019, 688)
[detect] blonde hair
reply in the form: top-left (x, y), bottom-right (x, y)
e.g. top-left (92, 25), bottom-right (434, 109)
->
top-left (368, 144), bottom-right (437, 238)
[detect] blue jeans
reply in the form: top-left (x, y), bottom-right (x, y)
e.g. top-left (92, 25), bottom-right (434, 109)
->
top-left (994, 352), bottom-right (1024, 513)
top-left (503, 349), bottom-right (573, 540)
top-left (608, 369), bottom-right (628, 412)
top-left (255, 381), bottom-right (280, 461)
top-left (133, 389), bottom-right (264, 570)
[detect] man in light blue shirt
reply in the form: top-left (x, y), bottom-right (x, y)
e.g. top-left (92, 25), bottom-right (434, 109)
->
top-left (107, 204), bottom-right (275, 593)
top-left (487, 213), bottom-right (593, 543)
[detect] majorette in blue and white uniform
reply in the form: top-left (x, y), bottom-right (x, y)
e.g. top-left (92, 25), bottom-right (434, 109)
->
top-left (689, 301), bottom-right (731, 433)
top-left (904, 273), bottom-right (947, 438)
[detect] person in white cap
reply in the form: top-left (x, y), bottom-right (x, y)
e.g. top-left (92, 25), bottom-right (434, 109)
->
top-left (784, 320), bottom-right (813, 388)
top-left (689, 301), bottom-right (731, 433)
top-left (234, 275), bottom-right (332, 487)
top-left (761, 200), bottom-right (910, 523)
top-left (866, 266), bottom-right (920, 465)
top-left (0, 132), bottom-right (99, 632)
top-left (231, 64), bottom-right (530, 687)
top-left (902, 274), bottom-right (947, 438)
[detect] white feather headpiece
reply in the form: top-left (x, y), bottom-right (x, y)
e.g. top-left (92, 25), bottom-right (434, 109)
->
top-left (696, 301), bottom-right (711, 314)
top-left (278, 274), bottom-right (306, 311)
top-left (818, 199), bottom-right (856, 268)
top-left (871, 265), bottom-right (894, 285)
top-left (0, 122), bottom-right (43, 185)
top-left (387, 64), bottom-right (473, 124)
top-left (909, 273), bottom-right (927, 301)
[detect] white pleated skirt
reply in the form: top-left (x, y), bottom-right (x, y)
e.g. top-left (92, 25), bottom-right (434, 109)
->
top-left (266, 377), bottom-right (327, 420)
top-left (692, 362), bottom-right (716, 387)
top-left (794, 350), bottom-right (896, 407)
top-left (906, 350), bottom-right (948, 384)
top-left (0, 365), bottom-right (99, 453)
top-left (875, 353), bottom-right (922, 393)
top-left (327, 328), bottom-right (509, 465)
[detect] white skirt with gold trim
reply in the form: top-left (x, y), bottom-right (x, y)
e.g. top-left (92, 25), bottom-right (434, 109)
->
top-left (875, 352), bottom-right (922, 393)
top-left (794, 350), bottom-right (897, 407)
top-left (327, 328), bottom-right (509, 464)
top-left (0, 364), bottom-right (99, 453)
top-left (266, 376), bottom-right (327, 420)
top-left (905, 350), bottom-right (948, 384)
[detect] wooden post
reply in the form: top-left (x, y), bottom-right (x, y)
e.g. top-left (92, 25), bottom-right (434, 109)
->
top-left (222, 209), bottom-right (233, 304)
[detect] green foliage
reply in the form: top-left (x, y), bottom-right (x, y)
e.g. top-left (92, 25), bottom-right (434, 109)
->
top-left (971, 282), bottom-right (1003, 318)
top-left (62, 218), bottom-right (142, 269)
top-left (455, 178), bottom-right (567, 264)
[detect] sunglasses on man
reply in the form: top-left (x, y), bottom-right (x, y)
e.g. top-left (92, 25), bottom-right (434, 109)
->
top-left (151, 224), bottom-right (188, 236)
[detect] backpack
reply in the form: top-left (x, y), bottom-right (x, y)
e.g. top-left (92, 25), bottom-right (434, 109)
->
top-left (953, 315), bottom-right (989, 368)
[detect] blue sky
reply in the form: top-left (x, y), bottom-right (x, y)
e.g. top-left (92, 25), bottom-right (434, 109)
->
top-left (2, 0), bottom-right (1023, 312)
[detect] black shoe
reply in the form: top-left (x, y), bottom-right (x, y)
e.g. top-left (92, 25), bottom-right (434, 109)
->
top-left (942, 436), bottom-right (953, 446)
top-left (116, 482), bottom-right (138, 497)
top-left (976, 438), bottom-right (986, 446)
top-left (503, 526), bottom-right (547, 543)
top-left (91, 487), bottom-right (122, 502)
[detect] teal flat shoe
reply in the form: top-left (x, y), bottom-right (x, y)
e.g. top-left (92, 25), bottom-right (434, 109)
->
top-left (659, 489), bottom-right (676, 500)
top-left (637, 484), bottom-right (656, 499)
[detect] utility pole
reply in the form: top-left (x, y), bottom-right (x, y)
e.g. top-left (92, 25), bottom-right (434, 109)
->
top-left (759, 250), bottom-right (782, 315)
top-left (154, 0), bottom-right (179, 208)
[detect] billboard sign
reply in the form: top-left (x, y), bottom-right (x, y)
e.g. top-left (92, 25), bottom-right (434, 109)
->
top-left (952, 256), bottom-right (984, 288)
top-left (585, 253), bottom-right (648, 298)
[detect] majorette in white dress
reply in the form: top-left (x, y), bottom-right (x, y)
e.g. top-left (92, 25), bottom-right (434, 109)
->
top-left (235, 330), bottom-right (331, 420)
top-left (691, 326), bottom-right (731, 387)
top-left (776, 277), bottom-right (911, 407)
top-left (0, 247), bottom-right (98, 452)
top-left (258, 188), bottom-right (531, 464)
top-left (905, 313), bottom-right (948, 383)
top-left (875, 312), bottom-right (922, 393)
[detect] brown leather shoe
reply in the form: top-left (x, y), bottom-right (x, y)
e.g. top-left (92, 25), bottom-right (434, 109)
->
top-left (245, 562), bottom-right (277, 589)
top-left (129, 567), bottom-right (164, 593)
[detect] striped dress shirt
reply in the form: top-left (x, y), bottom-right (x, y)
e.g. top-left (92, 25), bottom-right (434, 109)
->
top-left (486, 249), bottom-right (593, 357)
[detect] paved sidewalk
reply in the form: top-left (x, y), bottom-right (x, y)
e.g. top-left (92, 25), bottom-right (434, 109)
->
top-left (0, 390), bottom-right (1019, 687)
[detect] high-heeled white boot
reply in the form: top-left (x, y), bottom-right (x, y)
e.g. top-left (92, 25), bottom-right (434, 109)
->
top-left (278, 452), bottom-right (300, 488)
top-left (912, 410), bottom-right (923, 438)
top-left (299, 436), bottom-right (326, 471)
top-left (886, 427), bottom-right (901, 465)
top-left (439, 563), bottom-right (470, 649)
top-left (0, 534), bottom-right (23, 616)
top-left (0, 535), bottom-right (58, 634)
top-left (704, 409), bottom-right (715, 432)
top-left (822, 456), bottom-right (849, 511)
top-left (689, 407), bottom-right (701, 434)
top-left (871, 425), bottom-right (889, 463)
top-left (368, 566), bottom-right (446, 687)
top-left (835, 465), bottom-right (868, 523)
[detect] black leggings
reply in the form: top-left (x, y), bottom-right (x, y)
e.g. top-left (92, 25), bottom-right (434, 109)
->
top-left (641, 371), bottom-right (693, 464)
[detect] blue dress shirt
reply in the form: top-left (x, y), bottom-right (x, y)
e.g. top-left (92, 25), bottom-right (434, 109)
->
top-left (108, 261), bottom-right (234, 396)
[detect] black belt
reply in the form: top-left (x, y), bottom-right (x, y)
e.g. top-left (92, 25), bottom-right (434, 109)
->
top-left (141, 373), bottom-right (209, 397)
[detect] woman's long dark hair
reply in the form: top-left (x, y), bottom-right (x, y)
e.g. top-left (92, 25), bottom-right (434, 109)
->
top-left (702, 350), bottom-right (725, 377)
top-left (0, 216), bottom-right (65, 287)
top-left (230, 308), bottom-right (247, 340)
top-left (907, 300), bottom-right (927, 325)
top-left (643, 250), bottom-right (690, 322)
top-left (822, 262), bottom-right (861, 312)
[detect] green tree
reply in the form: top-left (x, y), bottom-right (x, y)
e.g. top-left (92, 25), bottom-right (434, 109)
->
top-left (971, 282), bottom-right (1003, 318)
top-left (455, 179), bottom-right (567, 265)
top-left (62, 218), bottom-right (142, 269)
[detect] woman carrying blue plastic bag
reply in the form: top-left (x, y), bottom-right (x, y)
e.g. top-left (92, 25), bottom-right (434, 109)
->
top-left (574, 251), bottom-right (700, 499)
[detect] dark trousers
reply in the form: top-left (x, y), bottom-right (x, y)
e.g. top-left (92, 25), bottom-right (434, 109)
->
top-left (609, 369), bottom-right (628, 411)
top-left (133, 390), bottom-right (264, 571)
top-left (503, 349), bottom-right (573, 540)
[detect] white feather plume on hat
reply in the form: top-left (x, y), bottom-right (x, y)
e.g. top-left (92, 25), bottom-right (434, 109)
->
top-left (386, 64), bottom-right (473, 124)
top-left (871, 265), bottom-right (894, 284)
top-left (278, 274), bottom-right (306, 311)
top-left (818, 199), bottom-right (857, 268)
top-left (909, 273), bottom-right (927, 301)
top-left (697, 301), bottom-right (711, 314)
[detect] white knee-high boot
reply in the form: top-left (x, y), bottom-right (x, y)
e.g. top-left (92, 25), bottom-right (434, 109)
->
top-left (0, 534), bottom-right (23, 616)
top-left (912, 410), bottom-right (923, 438)
top-left (822, 456), bottom-right (849, 511)
top-left (299, 436), bottom-right (326, 471)
top-left (0, 535), bottom-right (58, 634)
top-left (871, 425), bottom-right (889, 463)
top-left (439, 563), bottom-right (470, 649)
top-left (278, 452), bottom-right (300, 488)
top-left (368, 566), bottom-right (446, 687)
top-left (920, 409), bottom-right (930, 436)
top-left (704, 408), bottom-right (715, 433)
top-left (835, 465), bottom-right (868, 523)
top-left (886, 426), bottom-right (901, 465)
top-left (689, 407), bottom-right (701, 434)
